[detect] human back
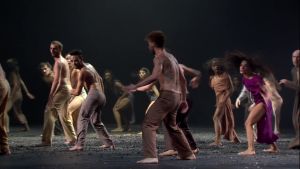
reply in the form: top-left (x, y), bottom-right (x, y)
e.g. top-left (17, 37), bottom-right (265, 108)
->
top-left (158, 52), bottom-right (181, 94)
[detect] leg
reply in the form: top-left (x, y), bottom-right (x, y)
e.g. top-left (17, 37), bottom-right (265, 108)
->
top-left (112, 98), bottom-right (123, 131)
top-left (57, 88), bottom-right (77, 144)
top-left (112, 97), bottom-right (130, 132)
top-left (90, 99), bottom-right (114, 148)
top-left (238, 103), bottom-right (265, 156)
top-left (210, 106), bottom-right (224, 146)
top-left (0, 93), bottom-right (10, 155)
top-left (12, 98), bottom-right (30, 131)
top-left (272, 98), bottom-right (283, 135)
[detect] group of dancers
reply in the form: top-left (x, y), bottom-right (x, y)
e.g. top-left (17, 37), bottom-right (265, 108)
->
top-left (0, 30), bottom-right (299, 164)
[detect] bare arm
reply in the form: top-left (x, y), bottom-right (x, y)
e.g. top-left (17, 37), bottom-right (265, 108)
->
top-left (279, 79), bottom-right (298, 90)
top-left (179, 64), bottom-right (201, 88)
top-left (152, 85), bottom-right (160, 97)
top-left (71, 70), bottom-right (85, 96)
top-left (136, 83), bottom-right (154, 92)
top-left (49, 62), bottom-right (61, 97)
top-left (20, 77), bottom-right (35, 99)
top-left (133, 57), bottom-right (162, 89)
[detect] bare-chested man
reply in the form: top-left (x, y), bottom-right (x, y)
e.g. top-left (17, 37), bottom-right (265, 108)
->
top-left (5, 58), bottom-right (35, 132)
top-left (124, 31), bottom-right (196, 164)
top-left (279, 49), bottom-right (300, 149)
top-left (68, 50), bottom-right (114, 151)
top-left (38, 41), bottom-right (74, 146)
top-left (64, 54), bottom-right (87, 145)
top-left (0, 63), bottom-right (11, 155)
top-left (39, 62), bottom-right (63, 136)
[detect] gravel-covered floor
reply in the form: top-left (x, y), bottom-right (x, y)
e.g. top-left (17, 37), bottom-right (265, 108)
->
top-left (0, 125), bottom-right (299, 169)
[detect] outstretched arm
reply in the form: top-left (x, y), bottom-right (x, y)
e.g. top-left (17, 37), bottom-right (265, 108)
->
top-left (125, 57), bottom-right (162, 92)
top-left (20, 77), bottom-right (35, 99)
top-left (179, 64), bottom-right (201, 88)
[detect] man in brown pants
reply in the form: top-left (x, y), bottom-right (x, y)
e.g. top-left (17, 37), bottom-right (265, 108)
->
top-left (124, 31), bottom-right (196, 164)
top-left (0, 63), bottom-right (11, 155)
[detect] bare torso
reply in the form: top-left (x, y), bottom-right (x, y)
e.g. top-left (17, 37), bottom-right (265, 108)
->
top-left (157, 52), bottom-right (181, 93)
top-left (55, 57), bottom-right (71, 87)
top-left (81, 64), bottom-right (104, 93)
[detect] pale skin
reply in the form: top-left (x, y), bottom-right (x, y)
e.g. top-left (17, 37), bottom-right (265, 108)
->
top-left (124, 40), bottom-right (195, 164)
top-left (238, 60), bottom-right (278, 156)
top-left (47, 43), bottom-right (71, 106)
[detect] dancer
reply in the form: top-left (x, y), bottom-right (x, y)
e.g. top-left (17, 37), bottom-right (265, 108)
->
top-left (226, 50), bottom-right (279, 155)
top-left (39, 40), bottom-right (73, 146)
top-left (5, 58), bottom-right (35, 132)
top-left (136, 67), bottom-right (159, 113)
top-left (124, 30), bottom-right (196, 164)
top-left (68, 50), bottom-right (114, 151)
top-left (39, 62), bottom-right (63, 136)
top-left (0, 63), bottom-right (11, 155)
top-left (208, 58), bottom-right (240, 146)
top-left (279, 49), bottom-right (299, 149)
top-left (65, 53), bottom-right (87, 144)
top-left (159, 64), bottom-right (201, 156)
top-left (104, 70), bottom-right (134, 132)
top-left (263, 73), bottom-right (283, 135)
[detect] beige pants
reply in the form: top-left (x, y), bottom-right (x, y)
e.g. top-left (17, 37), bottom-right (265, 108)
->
top-left (42, 85), bottom-right (74, 144)
top-left (66, 92), bottom-right (87, 141)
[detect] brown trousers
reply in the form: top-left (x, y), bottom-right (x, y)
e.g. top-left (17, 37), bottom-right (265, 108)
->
top-left (142, 90), bottom-right (193, 158)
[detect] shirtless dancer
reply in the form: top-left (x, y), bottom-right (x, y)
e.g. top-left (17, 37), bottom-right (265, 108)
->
top-left (0, 63), bottom-right (11, 155)
top-left (39, 62), bottom-right (63, 136)
top-left (38, 41), bottom-right (74, 146)
top-left (124, 31), bottom-right (196, 164)
top-left (68, 50), bottom-right (114, 151)
top-left (65, 54), bottom-right (87, 144)
top-left (5, 58), bottom-right (35, 132)
top-left (159, 64), bottom-right (201, 156)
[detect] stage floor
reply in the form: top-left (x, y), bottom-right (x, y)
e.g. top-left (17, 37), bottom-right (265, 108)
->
top-left (0, 125), bottom-right (299, 169)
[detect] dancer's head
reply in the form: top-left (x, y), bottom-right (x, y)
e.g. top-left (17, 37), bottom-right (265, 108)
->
top-left (103, 70), bottom-right (113, 81)
top-left (292, 49), bottom-right (300, 67)
top-left (65, 53), bottom-right (74, 69)
top-left (207, 58), bottom-right (226, 75)
top-left (50, 40), bottom-right (63, 58)
top-left (69, 49), bottom-right (84, 69)
top-left (6, 58), bottom-right (19, 72)
top-left (39, 62), bottom-right (52, 76)
top-left (145, 31), bottom-right (165, 54)
top-left (225, 50), bottom-right (271, 78)
top-left (138, 67), bottom-right (150, 79)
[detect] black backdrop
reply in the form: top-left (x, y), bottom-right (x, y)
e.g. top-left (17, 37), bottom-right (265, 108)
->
top-left (0, 0), bottom-right (299, 129)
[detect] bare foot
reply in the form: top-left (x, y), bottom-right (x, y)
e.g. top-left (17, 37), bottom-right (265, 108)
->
top-left (100, 144), bottom-right (115, 150)
top-left (192, 148), bottom-right (200, 154)
top-left (238, 149), bottom-right (255, 156)
top-left (263, 144), bottom-right (279, 153)
top-left (136, 158), bottom-right (158, 164)
top-left (177, 154), bottom-right (196, 160)
top-left (159, 150), bottom-right (178, 156)
top-left (0, 149), bottom-right (11, 156)
top-left (232, 137), bottom-right (241, 144)
top-left (69, 145), bottom-right (83, 151)
top-left (209, 142), bottom-right (223, 147)
top-left (111, 128), bottom-right (124, 132)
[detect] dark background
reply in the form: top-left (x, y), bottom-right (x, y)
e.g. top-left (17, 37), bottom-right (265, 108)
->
top-left (0, 0), bottom-right (299, 129)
